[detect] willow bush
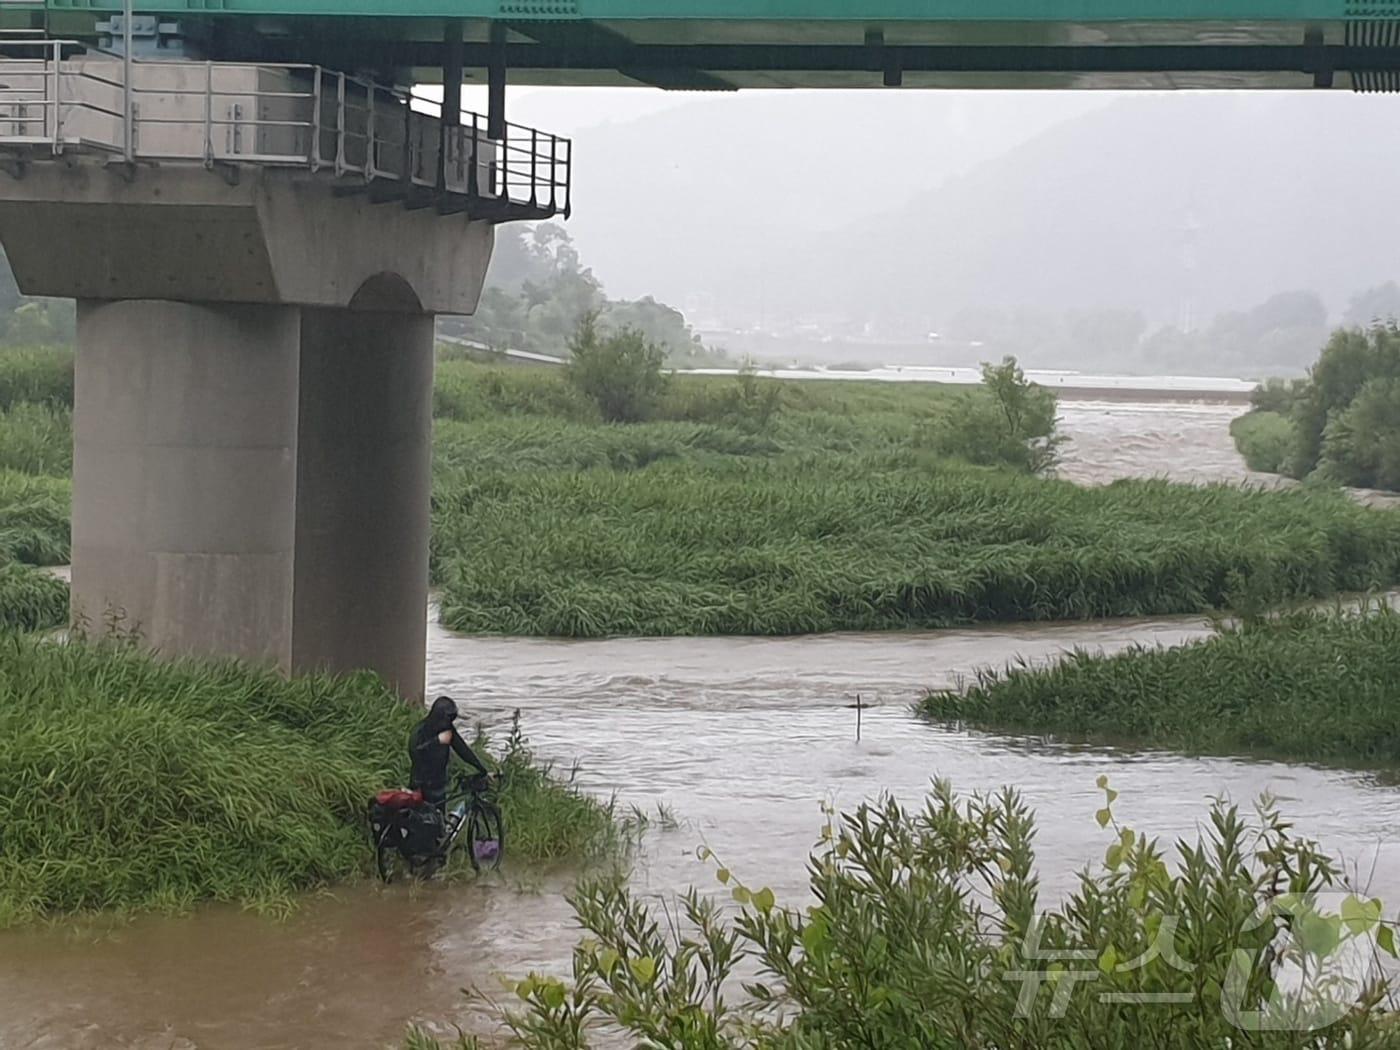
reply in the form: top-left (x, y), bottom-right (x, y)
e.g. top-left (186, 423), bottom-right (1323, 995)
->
top-left (0, 635), bottom-right (618, 925)
top-left (923, 604), bottom-right (1400, 766)
top-left (415, 783), bottom-right (1399, 1048)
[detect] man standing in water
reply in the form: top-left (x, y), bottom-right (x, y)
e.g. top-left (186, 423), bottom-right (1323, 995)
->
top-left (409, 696), bottom-right (491, 811)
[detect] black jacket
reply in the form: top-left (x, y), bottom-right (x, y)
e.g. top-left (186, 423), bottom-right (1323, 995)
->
top-left (409, 696), bottom-right (488, 801)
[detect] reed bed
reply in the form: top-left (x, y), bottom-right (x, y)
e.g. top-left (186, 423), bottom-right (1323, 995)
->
top-left (0, 562), bottom-right (67, 633)
top-left (0, 635), bottom-right (619, 925)
top-left (0, 402), bottom-right (72, 476)
top-left (436, 460), bottom-right (1400, 637)
top-left (0, 345), bottom-right (73, 412)
top-left (0, 470), bottom-right (70, 566)
top-left (923, 604), bottom-right (1400, 765)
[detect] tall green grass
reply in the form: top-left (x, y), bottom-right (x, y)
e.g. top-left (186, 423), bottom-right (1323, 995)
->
top-left (0, 402), bottom-right (72, 476)
top-left (0, 563), bottom-right (67, 633)
top-left (437, 461), bottom-right (1400, 637)
top-left (0, 635), bottom-right (618, 925)
top-left (0, 470), bottom-right (70, 565)
top-left (0, 345), bottom-right (73, 411)
top-left (1230, 410), bottom-right (1295, 475)
top-left (923, 604), bottom-right (1400, 766)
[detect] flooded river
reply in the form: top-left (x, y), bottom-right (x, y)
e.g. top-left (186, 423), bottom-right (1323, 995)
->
top-left (4, 399), bottom-right (1399, 1049)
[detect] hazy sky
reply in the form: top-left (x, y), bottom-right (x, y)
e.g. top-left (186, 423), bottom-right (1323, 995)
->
top-left (436, 84), bottom-right (1400, 363)
top-left (451, 84), bottom-right (1111, 294)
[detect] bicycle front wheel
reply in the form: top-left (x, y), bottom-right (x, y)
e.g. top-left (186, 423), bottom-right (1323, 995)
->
top-left (463, 801), bottom-right (505, 873)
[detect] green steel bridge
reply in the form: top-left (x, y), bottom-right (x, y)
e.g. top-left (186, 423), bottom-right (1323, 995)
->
top-left (4, 1), bottom-right (1400, 93)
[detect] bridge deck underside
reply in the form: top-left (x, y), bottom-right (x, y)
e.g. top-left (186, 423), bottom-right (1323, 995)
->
top-left (7, 6), bottom-right (1400, 90)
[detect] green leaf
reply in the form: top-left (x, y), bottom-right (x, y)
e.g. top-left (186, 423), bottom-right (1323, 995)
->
top-left (1096, 774), bottom-right (1110, 790)
top-left (716, 867), bottom-right (731, 885)
top-left (597, 948), bottom-right (620, 976)
top-left (1296, 911), bottom-right (1342, 958)
top-left (1096, 807), bottom-right (1112, 829)
top-left (802, 918), bottom-right (830, 957)
top-left (629, 956), bottom-right (657, 985)
top-left (1378, 925), bottom-right (1397, 958)
top-left (515, 976), bottom-right (537, 1001)
top-left (1341, 894), bottom-right (1382, 935)
top-left (1105, 789), bottom-right (1119, 804)
top-left (754, 887), bottom-right (776, 913)
top-left (1105, 843), bottom-right (1123, 870)
top-left (540, 981), bottom-right (567, 1010)
top-left (1098, 947), bottom-right (1118, 975)
top-left (732, 886), bottom-right (751, 905)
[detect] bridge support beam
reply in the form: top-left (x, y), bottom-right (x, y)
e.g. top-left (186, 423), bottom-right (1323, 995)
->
top-left (0, 160), bottom-right (494, 700)
top-left (71, 297), bottom-right (435, 700)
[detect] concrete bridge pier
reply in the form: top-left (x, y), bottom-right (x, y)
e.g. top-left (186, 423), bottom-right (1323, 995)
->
top-left (0, 162), bottom-right (494, 700)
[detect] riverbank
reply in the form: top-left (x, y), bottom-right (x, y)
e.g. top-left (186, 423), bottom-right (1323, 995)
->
top-left (0, 634), bottom-right (619, 927)
top-left (922, 603), bottom-right (1400, 767)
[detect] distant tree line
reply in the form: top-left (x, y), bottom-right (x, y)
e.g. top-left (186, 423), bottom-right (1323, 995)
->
top-left (437, 223), bottom-right (733, 369)
top-left (1232, 320), bottom-right (1400, 491)
top-left (943, 283), bottom-right (1400, 378)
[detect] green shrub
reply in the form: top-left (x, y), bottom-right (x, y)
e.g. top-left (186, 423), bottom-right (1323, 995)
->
top-left (1290, 324), bottom-right (1400, 479)
top-left (918, 357), bottom-right (1062, 475)
top-left (1229, 410), bottom-right (1295, 475)
top-left (0, 345), bottom-right (73, 411)
top-left (1319, 376), bottom-right (1400, 491)
top-left (923, 605), bottom-right (1400, 766)
top-left (0, 402), bottom-right (72, 476)
top-left (0, 636), bottom-right (618, 925)
top-left (0, 470), bottom-right (70, 565)
top-left (0, 562), bottom-right (67, 633)
top-left (443, 784), bottom-right (1398, 1049)
top-left (1250, 375), bottom-right (1307, 416)
top-left (565, 314), bottom-right (669, 424)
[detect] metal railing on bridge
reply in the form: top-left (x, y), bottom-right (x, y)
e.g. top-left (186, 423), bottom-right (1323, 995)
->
top-left (0, 37), bottom-right (571, 223)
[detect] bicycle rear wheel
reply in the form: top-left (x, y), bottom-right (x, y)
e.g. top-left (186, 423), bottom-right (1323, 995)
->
top-left (463, 801), bottom-right (505, 873)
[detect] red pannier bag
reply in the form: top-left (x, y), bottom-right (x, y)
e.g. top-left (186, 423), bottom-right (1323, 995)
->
top-left (374, 788), bottom-right (424, 809)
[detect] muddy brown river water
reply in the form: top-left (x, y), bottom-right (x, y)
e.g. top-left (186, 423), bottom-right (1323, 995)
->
top-left (4, 399), bottom-right (1398, 1049)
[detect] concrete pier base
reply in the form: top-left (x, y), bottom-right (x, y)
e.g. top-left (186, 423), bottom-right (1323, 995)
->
top-left (293, 304), bottom-right (435, 700)
top-left (71, 296), bottom-right (435, 699)
top-left (73, 300), bottom-right (302, 667)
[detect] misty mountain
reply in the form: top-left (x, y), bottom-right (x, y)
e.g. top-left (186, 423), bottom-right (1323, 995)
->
top-left (786, 92), bottom-right (1400, 336)
top-left (555, 91), bottom-right (1400, 342)
top-left (551, 90), bottom-right (1109, 322)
